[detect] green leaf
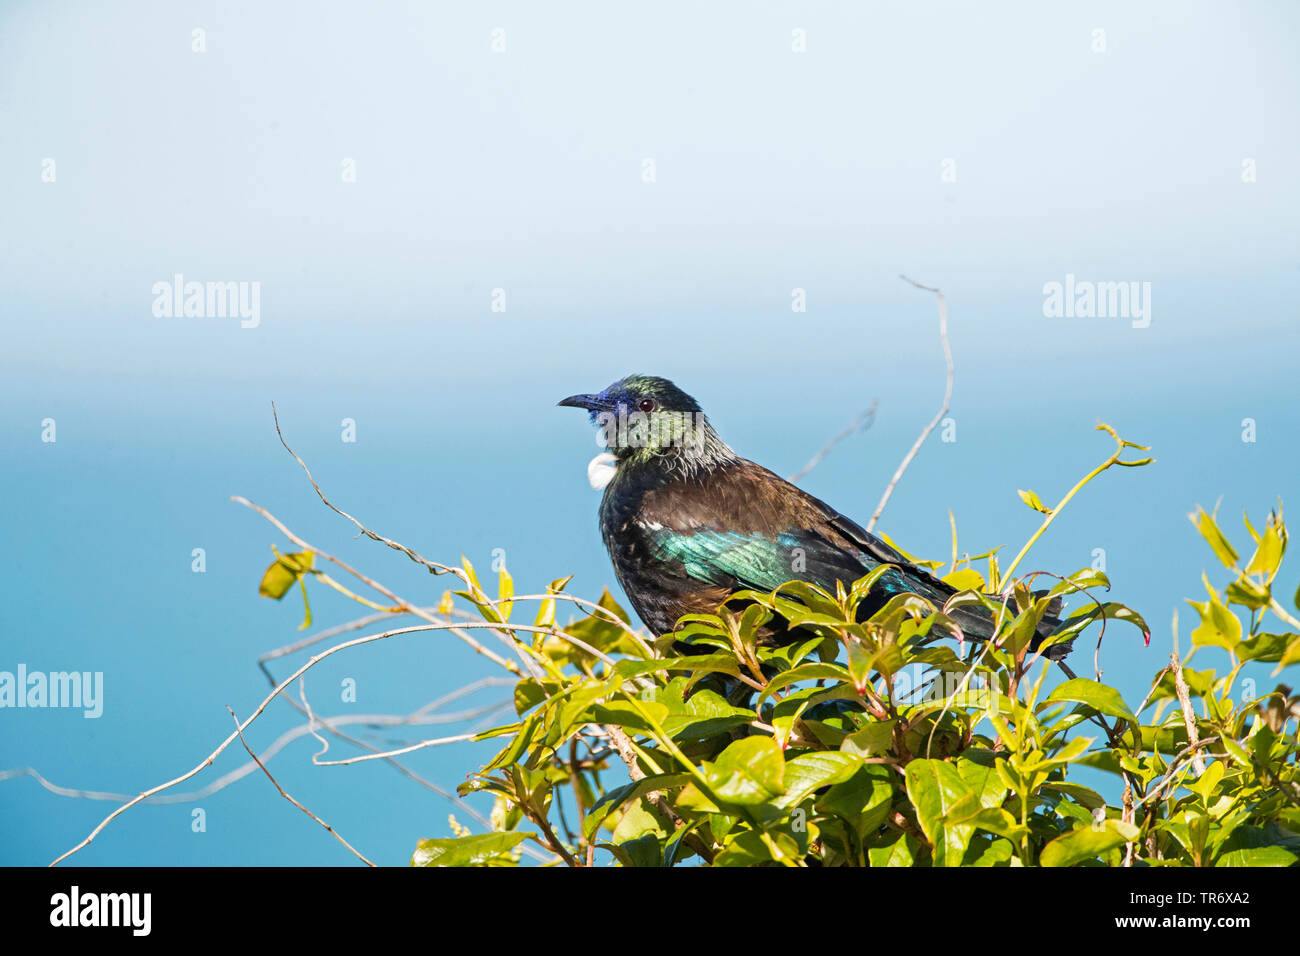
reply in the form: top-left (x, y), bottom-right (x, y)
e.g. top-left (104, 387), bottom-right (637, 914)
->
top-left (1040, 820), bottom-right (1139, 867)
top-left (951, 806), bottom-right (1027, 842)
top-left (1042, 781), bottom-right (1107, 810)
top-left (460, 555), bottom-right (482, 594)
top-left (1148, 666), bottom-right (1215, 703)
top-left (663, 821), bottom-right (700, 867)
top-left (480, 710), bottom-right (543, 771)
top-left (758, 633), bottom-right (828, 670)
top-left (956, 757), bottom-right (1010, 808)
top-left (1047, 569), bottom-right (1111, 597)
top-left (1046, 678), bottom-right (1140, 737)
top-left (703, 736), bottom-right (786, 806)
top-left (611, 798), bottom-right (667, 845)
top-left (1214, 845), bottom-right (1299, 867)
top-left (1276, 634), bottom-right (1300, 673)
top-left (779, 752), bottom-right (863, 807)
top-left (258, 548), bottom-right (315, 629)
top-left (565, 589), bottom-right (640, 657)
top-left (1056, 602), bottom-right (1151, 647)
top-left (1186, 760), bottom-right (1224, 804)
top-left (755, 662), bottom-right (850, 711)
top-left (1226, 576), bottom-right (1271, 611)
top-left (258, 549), bottom-right (315, 599)
top-left (942, 567), bottom-right (986, 591)
top-left (1244, 523), bottom-right (1284, 580)
top-left (818, 764), bottom-right (895, 838)
top-left (496, 567), bottom-right (514, 621)
top-left (587, 699), bottom-right (671, 735)
top-left (840, 720), bottom-right (896, 758)
top-left (968, 836), bottom-right (1015, 866)
top-left (1018, 489), bottom-right (1053, 515)
top-left (867, 830), bottom-right (916, 867)
top-left (905, 758), bottom-right (978, 866)
top-left (513, 678), bottom-right (559, 716)
top-left (1188, 591), bottom-right (1242, 651)
top-left (614, 655), bottom-right (742, 680)
top-left (1190, 507), bottom-right (1239, 569)
top-left (846, 641), bottom-right (874, 689)
top-left (602, 833), bottom-right (663, 867)
top-left (657, 688), bottom-right (754, 741)
top-left (1040, 735), bottom-right (1095, 768)
top-left (1213, 825), bottom-right (1300, 867)
top-left (714, 829), bottom-right (801, 867)
top-left (411, 831), bottom-right (533, 867)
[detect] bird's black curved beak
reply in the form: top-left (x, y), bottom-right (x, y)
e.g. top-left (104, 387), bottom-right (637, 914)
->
top-left (557, 393), bottom-right (613, 412)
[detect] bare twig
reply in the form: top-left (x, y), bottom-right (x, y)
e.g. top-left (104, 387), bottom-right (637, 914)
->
top-left (253, 674), bottom-right (511, 828)
top-left (867, 276), bottom-right (953, 533)
top-left (788, 402), bottom-right (878, 483)
top-left (298, 678), bottom-right (331, 761)
top-left (474, 592), bottom-right (655, 660)
top-left (5, 696), bottom-right (509, 807)
top-left (1134, 736), bottom-right (1221, 809)
top-left (51, 620), bottom-right (490, 866)
top-left (233, 495), bottom-right (521, 675)
top-left (314, 733), bottom-right (477, 766)
top-left (228, 707), bottom-right (376, 866)
top-left (1171, 650), bottom-right (1206, 776)
top-left (271, 402), bottom-right (462, 580)
top-left (603, 724), bottom-right (715, 864)
top-left (606, 725), bottom-right (646, 782)
top-left (999, 423), bottom-right (1152, 591)
top-left (259, 609), bottom-right (404, 667)
top-left (0, 767), bottom-right (138, 803)
top-left (1121, 778), bottom-right (1136, 867)
top-left (1135, 664), bottom-right (1173, 717)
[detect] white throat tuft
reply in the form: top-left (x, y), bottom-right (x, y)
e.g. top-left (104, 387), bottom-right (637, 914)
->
top-left (587, 452), bottom-right (618, 490)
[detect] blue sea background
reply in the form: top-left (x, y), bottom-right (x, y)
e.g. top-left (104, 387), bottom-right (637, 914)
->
top-left (1, 1), bottom-right (1297, 865)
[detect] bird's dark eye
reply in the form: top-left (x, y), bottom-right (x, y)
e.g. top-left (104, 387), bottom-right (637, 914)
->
top-left (638, 398), bottom-right (656, 413)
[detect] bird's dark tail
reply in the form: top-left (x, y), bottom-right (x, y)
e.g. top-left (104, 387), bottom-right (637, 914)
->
top-left (942, 589), bottom-right (1071, 660)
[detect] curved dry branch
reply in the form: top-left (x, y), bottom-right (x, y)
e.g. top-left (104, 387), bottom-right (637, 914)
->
top-left (867, 276), bottom-right (953, 534)
top-left (228, 707), bottom-right (376, 866)
top-left (788, 402), bottom-right (878, 483)
top-left (271, 402), bottom-right (462, 580)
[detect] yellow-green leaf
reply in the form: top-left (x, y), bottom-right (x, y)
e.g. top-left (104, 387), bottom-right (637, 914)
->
top-left (1018, 489), bottom-right (1053, 515)
top-left (1040, 819), bottom-right (1139, 867)
top-left (1190, 507), bottom-right (1239, 569)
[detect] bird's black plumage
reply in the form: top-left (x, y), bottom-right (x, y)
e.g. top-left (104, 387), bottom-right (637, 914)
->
top-left (560, 375), bottom-right (1066, 656)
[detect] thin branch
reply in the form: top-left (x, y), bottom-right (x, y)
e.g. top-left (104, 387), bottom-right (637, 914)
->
top-left (5, 699), bottom-right (509, 806)
top-left (51, 620), bottom-right (492, 866)
top-left (1171, 650), bottom-right (1207, 776)
top-left (998, 422), bottom-right (1153, 589)
top-left (245, 690), bottom-right (553, 865)
top-left (271, 402), bottom-right (462, 580)
top-left (0, 767), bottom-right (137, 803)
top-left (788, 402), bottom-right (878, 483)
top-left (475, 592), bottom-right (655, 660)
top-left (1134, 736), bottom-right (1222, 809)
top-left (298, 677), bottom-right (332, 761)
top-left (228, 707), bottom-right (376, 867)
top-left (867, 276), bottom-right (953, 533)
top-left (314, 733), bottom-right (477, 766)
top-left (259, 609), bottom-right (403, 667)
top-left (603, 724), bottom-right (716, 864)
top-left (1135, 665), bottom-right (1173, 717)
top-left (232, 495), bottom-right (521, 676)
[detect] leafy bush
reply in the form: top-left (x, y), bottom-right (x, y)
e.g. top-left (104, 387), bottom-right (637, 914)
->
top-left (409, 435), bottom-right (1300, 867)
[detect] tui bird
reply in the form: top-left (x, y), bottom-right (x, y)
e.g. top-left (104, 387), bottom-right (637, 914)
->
top-left (559, 374), bottom-right (1067, 658)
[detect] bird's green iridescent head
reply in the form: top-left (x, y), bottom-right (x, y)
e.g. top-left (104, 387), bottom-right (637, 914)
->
top-left (558, 374), bottom-right (735, 471)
